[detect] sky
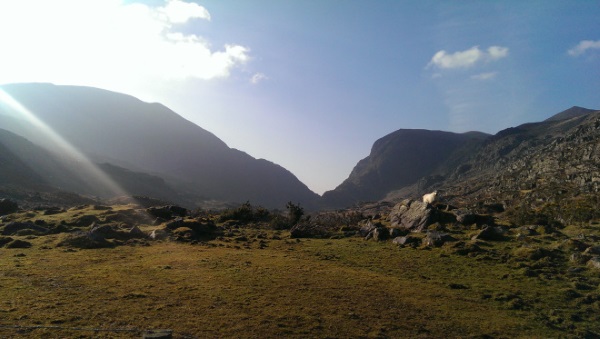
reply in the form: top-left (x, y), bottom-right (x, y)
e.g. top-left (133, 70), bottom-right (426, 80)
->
top-left (0, 0), bottom-right (599, 195)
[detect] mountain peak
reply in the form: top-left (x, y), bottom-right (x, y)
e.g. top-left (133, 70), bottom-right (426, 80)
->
top-left (545, 106), bottom-right (598, 122)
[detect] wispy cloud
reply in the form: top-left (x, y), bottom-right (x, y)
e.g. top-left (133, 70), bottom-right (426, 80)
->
top-left (427, 46), bottom-right (509, 69)
top-left (0, 0), bottom-right (249, 90)
top-left (250, 73), bottom-right (268, 84)
top-left (568, 40), bottom-right (600, 56)
top-left (470, 72), bottom-right (498, 80)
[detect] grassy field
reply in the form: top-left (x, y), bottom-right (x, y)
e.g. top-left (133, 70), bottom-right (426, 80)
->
top-left (1, 207), bottom-right (599, 338)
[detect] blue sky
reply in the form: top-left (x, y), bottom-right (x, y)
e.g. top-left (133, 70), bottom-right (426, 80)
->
top-left (0, 1), bottom-right (599, 194)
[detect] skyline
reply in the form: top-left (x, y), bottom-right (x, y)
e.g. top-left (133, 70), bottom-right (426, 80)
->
top-left (1, 1), bottom-right (599, 194)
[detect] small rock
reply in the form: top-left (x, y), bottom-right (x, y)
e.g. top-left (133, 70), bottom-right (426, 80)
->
top-left (587, 257), bottom-right (600, 270)
top-left (150, 229), bottom-right (168, 240)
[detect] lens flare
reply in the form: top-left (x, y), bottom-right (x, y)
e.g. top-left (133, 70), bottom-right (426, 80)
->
top-left (0, 88), bottom-right (128, 198)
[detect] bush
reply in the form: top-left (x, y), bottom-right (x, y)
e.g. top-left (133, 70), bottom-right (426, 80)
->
top-left (218, 201), bottom-right (271, 224)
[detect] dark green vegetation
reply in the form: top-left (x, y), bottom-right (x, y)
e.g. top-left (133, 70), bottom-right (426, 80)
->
top-left (1, 201), bottom-right (599, 338)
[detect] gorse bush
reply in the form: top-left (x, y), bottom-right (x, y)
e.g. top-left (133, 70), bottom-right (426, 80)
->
top-left (218, 201), bottom-right (271, 223)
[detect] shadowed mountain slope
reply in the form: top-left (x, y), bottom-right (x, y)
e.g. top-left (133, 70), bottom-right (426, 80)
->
top-left (0, 128), bottom-right (182, 205)
top-left (0, 83), bottom-right (319, 209)
top-left (321, 129), bottom-right (490, 208)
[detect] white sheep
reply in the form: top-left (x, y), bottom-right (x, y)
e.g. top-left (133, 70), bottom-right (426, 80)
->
top-left (422, 191), bottom-right (438, 205)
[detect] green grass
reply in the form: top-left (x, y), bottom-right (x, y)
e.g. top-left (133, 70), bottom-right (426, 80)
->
top-left (0, 206), bottom-right (599, 338)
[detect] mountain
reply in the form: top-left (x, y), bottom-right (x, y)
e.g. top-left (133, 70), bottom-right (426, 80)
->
top-left (544, 106), bottom-right (597, 122)
top-left (0, 83), bottom-right (319, 209)
top-left (437, 106), bottom-right (600, 207)
top-left (321, 129), bottom-right (489, 208)
top-left (0, 128), bottom-right (183, 206)
top-left (323, 106), bottom-right (600, 210)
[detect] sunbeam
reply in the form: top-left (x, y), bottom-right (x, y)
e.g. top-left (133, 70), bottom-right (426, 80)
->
top-left (0, 88), bottom-right (128, 199)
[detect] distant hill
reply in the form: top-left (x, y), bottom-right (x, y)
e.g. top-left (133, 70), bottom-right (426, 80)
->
top-left (0, 128), bottom-right (184, 206)
top-left (0, 83), bottom-right (319, 209)
top-left (321, 129), bottom-right (490, 208)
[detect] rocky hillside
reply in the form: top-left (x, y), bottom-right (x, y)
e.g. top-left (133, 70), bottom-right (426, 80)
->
top-left (439, 106), bottom-right (600, 211)
top-left (323, 106), bottom-right (600, 214)
top-left (321, 129), bottom-right (489, 208)
top-left (0, 83), bottom-right (319, 209)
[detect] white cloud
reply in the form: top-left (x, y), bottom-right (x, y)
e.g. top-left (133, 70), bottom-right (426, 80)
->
top-left (568, 40), bottom-right (600, 56)
top-left (160, 0), bottom-right (211, 23)
top-left (487, 46), bottom-right (509, 60)
top-left (427, 45), bottom-right (509, 69)
top-left (470, 72), bottom-right (498, 80)
top-left (0, 0), bottom-right (248, 94)
top-left (250, 73), bottom-right (268, 84)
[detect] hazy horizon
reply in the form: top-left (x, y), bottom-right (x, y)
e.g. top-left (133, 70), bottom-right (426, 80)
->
top-left (1, 0), bottom-right (599, 194)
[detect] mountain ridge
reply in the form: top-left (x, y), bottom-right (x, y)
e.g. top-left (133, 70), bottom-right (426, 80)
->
top-left (323, 106), bottom-right (599, 209)
top-left (0, 83), bottom-right (319, 209)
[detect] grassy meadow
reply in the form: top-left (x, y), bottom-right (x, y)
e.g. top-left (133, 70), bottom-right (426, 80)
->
top-left (0, 205), bottom-right (599, 338)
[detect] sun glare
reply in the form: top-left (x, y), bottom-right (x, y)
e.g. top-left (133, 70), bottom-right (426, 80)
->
top-left (0, 88), bottom-right (127, 198)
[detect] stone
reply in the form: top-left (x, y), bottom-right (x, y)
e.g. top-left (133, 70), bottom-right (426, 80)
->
top-left (0, 236), bottom-right (14, 247)
top-left (150, 229), bottom-right (168, 240)
top-left (583, 246), bottom-right (600, 255)
top-left (570, 253), bottom-right (591, 265)
top-left (5, 239), bottom-right (32, 249)
top-left (359, 220), bottom-right (378, 237)
top-left (471, 225), bottom-right (505, 241)
top-left (389, 199), bottom-right (435, 232)
top-left (90, 223), bottom-right (121, 239)
top-left (371, 227), bottom-right (389, 241)
top-left (587, 257), bottom-right (600, 270)
top-left (43, 207), bottom-right (65, 215)
top-left (392, 236), bottom-right (420, 247)
top-left (147, 205), bottom-right (187, 220)
top-left (69, 214), bottom-right (101, 227)
top-left (422, 231), bottom-right (454, 247)
top-left (2, 222), bottom-right (48, 236)
top-left (129, 225), bottom-right (146, 238)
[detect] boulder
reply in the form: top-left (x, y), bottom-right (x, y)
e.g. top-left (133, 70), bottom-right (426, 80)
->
top-left (150, 229), bottom-right (168, 240)
top-left (471, 225), bottom-right (505, 241)
top-left (587, 257), bottom-right (600, 270)
top-left (129, 226), bottom-right (146, 238)
top-left (422, 231), bottom-right (455, 247)
top-left (392, 235), bottom-right (420, 247)
top-left (454, 209), bottom-right (495, 226)
top-left (90, 223), bottom-right (122, 239)
top-left (43, 207), bottom-right (65, 215)
top-left (2, 222), bottom-right (49, 236)
top-left (5, 239), bottom-right (32, 249)
top-left (359, 220), bottom-right (378, 237)
top-left (367, 227), bottom-right (389, 241)
top-left (69, 214), bottom-right (101, 227)
top-left (58, 231), bottom-right (113, 249)
top-left (389, 199), bottom-right (435, 232)
top-left (0, 199), bottom-right (19, 215)
top-left (147, 205), bottom-right (187, 220)
top-left (454, 208), bottom-right (478, 225)
top-left (0, 236), bottom-right (14, 247)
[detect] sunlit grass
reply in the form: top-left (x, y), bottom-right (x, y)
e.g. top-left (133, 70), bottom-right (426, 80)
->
top-left (2, 220), bottom-right (598, 338)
